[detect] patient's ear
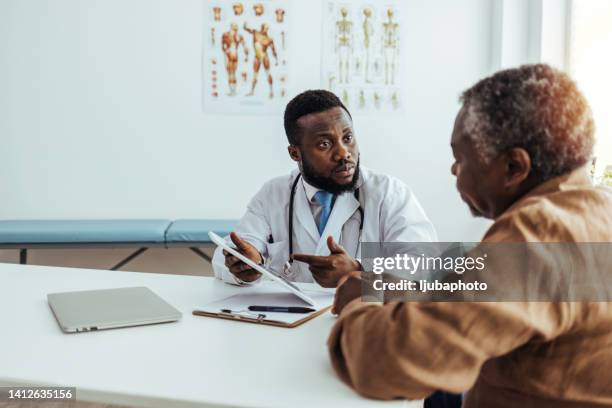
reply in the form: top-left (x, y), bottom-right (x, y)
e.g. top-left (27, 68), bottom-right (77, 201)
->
top-left (504, 147), bottom-right (531, 188)
top-left (288, 145), bottom-right (301, 163)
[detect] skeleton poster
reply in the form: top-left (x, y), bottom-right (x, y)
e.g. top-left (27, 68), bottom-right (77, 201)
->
top-left (203, 1), bottom-right (290, 113)
top-left (322, 2), bottom-right (403, 113)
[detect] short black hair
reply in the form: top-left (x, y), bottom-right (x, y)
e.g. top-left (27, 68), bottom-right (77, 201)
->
top-left (283, 90), bottom-right (352, 145)
top-left (460, 64), bottom-right (594, 183)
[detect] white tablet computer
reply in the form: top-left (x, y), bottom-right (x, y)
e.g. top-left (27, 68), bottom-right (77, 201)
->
top-left (209, 231), bottom-right (316, 306)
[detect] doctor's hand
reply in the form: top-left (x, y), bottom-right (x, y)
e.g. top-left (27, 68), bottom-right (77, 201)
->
top-left (292, 236), bottom-right (362, 288)
top-left (332, 271), bottom-right (362, 315)
top-left (223, 232), bottom-right (263, 283)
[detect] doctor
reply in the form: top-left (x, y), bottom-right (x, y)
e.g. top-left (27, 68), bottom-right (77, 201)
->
top-left (212, 89), bottom-right (437, 287)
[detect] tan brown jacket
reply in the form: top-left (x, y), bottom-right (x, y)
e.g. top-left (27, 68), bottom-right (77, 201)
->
top-left (328, 167), bottom-right (612, 407)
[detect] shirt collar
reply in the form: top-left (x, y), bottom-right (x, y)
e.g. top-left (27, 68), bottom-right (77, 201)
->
top-left (302, 177), bottom-right (322, 203)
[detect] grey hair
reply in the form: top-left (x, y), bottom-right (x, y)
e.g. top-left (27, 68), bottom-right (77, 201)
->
top-left (460, 64), bottom-right (595, 183)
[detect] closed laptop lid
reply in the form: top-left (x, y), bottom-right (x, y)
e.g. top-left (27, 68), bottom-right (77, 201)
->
top-left (48, 286), bottom-right (182, 333)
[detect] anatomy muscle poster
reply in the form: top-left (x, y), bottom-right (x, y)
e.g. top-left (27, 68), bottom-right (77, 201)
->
top-left (203, 1), bottom-right (291, 113)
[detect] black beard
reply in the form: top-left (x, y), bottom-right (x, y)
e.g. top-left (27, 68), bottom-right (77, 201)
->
top-left (300, 155), bottom-right (360, 194)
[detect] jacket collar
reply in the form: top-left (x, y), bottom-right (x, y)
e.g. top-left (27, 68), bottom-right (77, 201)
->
top-left (503, 166), bottom-right (592, 215)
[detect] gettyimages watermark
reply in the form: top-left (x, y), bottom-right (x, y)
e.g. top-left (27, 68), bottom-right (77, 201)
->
top-left (360, 242), bottom-right (612, 302)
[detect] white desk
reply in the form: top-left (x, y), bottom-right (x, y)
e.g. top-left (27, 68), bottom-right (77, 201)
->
top-left (0, 263), bottom-right (421, 408)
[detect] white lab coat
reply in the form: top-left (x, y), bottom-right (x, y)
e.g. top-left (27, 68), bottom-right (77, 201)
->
top-left (212, 167), bottom-right (437, 284)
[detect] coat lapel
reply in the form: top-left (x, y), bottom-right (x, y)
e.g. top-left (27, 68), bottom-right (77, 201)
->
top-left (293, 180), bottom-right (320, 244)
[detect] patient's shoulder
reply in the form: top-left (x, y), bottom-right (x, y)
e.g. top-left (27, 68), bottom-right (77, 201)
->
top-left (484, 185), bottom-right (612, 242)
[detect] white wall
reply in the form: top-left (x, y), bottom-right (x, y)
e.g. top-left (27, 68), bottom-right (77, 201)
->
top-left (0, 0), bottom-right (523, 272)
top-left (490, 0), bottom-right (570, 70)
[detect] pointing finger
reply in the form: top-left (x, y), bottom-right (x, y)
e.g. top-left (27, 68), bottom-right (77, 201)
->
top-left (292, 253), bottom-right (328, 266)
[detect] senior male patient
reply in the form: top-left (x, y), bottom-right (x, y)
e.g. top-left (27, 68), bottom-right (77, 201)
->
top-left (327, 64), bottom-right (612, 407)
top-left (212, 89), bottom-right (437, 287)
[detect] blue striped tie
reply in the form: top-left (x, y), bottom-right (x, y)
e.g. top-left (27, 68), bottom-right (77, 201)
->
top-left (314, 191), bottom-right (334, 234)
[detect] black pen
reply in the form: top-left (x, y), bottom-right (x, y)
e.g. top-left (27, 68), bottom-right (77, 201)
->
top-left (248, 305), bottom-right (315, 313)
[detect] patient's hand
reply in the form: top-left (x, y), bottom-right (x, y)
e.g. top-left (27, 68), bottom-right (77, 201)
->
top-left (332, 271), bottom-right (362, 314)
top-left (292, 236), bottom-right (362, 288)
top-left (224, 232), bottom-right (263, 283)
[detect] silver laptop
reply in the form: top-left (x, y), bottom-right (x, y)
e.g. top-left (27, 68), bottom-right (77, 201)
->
top-left (48, 287), bottom-right (182, 333)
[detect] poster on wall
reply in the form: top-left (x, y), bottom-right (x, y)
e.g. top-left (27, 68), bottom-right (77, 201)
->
top-left (203, 1), bottom-right (291, 114)
top-left (321, 1), bottom-right (403, 114)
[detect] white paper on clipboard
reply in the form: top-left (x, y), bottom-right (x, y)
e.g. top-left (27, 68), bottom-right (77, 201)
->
top-left (208, 231), bottom-right (316, 306)
top-left (195, 291), bottom-right (334, 326)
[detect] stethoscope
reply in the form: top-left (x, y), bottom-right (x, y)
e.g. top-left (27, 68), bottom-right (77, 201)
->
top-left (287, 173), bottom-right (364, 264)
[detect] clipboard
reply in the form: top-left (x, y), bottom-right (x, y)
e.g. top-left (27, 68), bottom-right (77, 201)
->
top-left (192, 307), bottom-right (331, 328)
top-left (192, 291), bottom-right (334, 328)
